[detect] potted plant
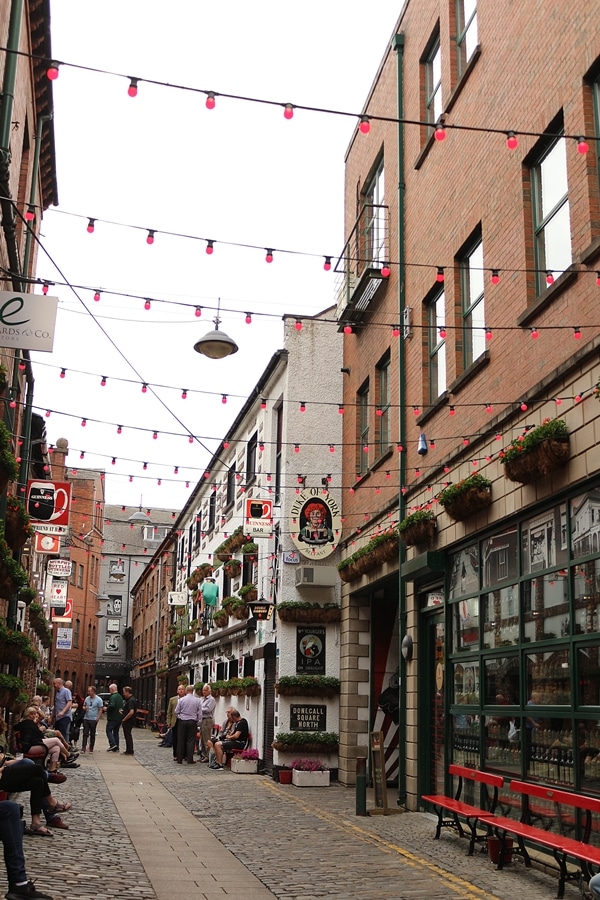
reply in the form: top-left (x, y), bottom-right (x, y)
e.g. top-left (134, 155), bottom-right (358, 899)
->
top-left (337, 526), bottom-right (400, 583)
top-left (156, 666), bottom-right (169, 678)
top-left (221, 596), bottom-right (237, 615)
top-left (276, 601), bottom-right (341, 624)
top-left (0, 534), bottom-right (28, 598)
top-left (35, 682), bottom-right (50, 697)
top-left (231, 747), bottom-right (259, 774)
top-left (291, 758), bottom-right (330, 787)
top-left (223, 558), bottom-right (242, 579)
top-left (437, 474), bottom-right (493, 522)
top-left (500, 417), bottom-right (570, 484)
top-left (272, 731), bottom-right (339, 754)
top-left (212, 608), bottom-right (229, 628)
top-left (4, 496), bottom-right (34, 551)
top-left (0, 672), bottom-right (26, 708)
top-left (242, 676), bottom-right (261, 697)
top-left (398, 509), bottom-right (437, 548)
top-left (242, 541), bottom-right (258, 559)
top-left (278, 766), bottom-right (293, 784)
top-left (276, 675), bottom-right (341, 698)
top-left (230, 598), bottom-right (249, 620)
top-left (238, 583), bottom-right (258, 602)
top-left (0, 422), bottom-right (18, 494)
top-left (19, 586), bottom-right (38, 605)
top-left (0, 619), bottom-right (39, 665)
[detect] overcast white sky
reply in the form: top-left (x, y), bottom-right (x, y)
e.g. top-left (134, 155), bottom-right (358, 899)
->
top-left (31, 1), bottom-right (400, 511)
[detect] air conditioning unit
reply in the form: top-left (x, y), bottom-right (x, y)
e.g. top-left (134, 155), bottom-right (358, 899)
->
top-left (295, 566), bottom-right (338, 588)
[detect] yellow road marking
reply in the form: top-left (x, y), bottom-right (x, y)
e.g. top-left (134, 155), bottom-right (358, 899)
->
top-left (261, 781), bottom-right (501, 900)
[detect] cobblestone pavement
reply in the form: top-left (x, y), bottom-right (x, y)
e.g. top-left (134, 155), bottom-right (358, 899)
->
top-left (1, 729), bottom-right (588, 900)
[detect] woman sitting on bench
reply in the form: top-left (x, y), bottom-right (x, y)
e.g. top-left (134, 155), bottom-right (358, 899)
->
top-left (210, 710), bottom-right (248, 770)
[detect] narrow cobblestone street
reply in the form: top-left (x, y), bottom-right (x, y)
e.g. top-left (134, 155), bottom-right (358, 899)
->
top-left (0, 730), bottom-right (586, 900)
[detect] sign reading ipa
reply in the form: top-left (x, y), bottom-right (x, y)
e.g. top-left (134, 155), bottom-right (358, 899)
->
top-left (296, 626), bottom-right (326, 674)
top-left (27, 481), bottom-right (71, 533)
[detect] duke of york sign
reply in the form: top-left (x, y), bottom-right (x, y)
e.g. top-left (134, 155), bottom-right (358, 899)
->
top-left (289, 488), bottom-right (342, 561)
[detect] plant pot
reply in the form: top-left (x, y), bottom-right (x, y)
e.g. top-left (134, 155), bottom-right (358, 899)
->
top-left (442, 485), bottom-right (492, 522)
top-left (231, 757), bottom-right (258, 774)
top-left (503, 437), bottom-right (570, 484)
top-left (232, 605), bottom-right (249, 620)
top-left (241, 589), bottom-right (258, 602)
top-left (278, 768), bottom-right (293, 784)
top-left (399, 518), bottom-right (437, 549)
top-left (277, 606), bottom-right (341, 624)
top-left (292, 769), bottom-right (330, 787)
top-left (487, 836), bottom-right (513, 865)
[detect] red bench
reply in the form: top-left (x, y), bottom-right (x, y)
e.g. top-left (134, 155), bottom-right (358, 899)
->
top-left (479, 780), bottom-right (600, 898)
top-left (422, 764), bottom-right (505, 855)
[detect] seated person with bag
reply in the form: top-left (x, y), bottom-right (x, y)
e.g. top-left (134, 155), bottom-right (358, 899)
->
top-left (211, 709), bottom-right (248, 770)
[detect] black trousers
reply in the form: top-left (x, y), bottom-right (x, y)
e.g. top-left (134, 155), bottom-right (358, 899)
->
top-left (176, 719), bottom-right (197, 763)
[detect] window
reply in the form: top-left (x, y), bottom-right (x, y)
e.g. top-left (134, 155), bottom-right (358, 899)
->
top-left (363, 159), bottom-right (386, 266)
top-left (246, 432), bottom-right (257, 485)
top-left (226, 466), bottom-right (235, 507)
top-left (73, 618), bottom-right (80, 649)
top-left (461, 238), bottom-right (485, 367)
top-left (143, 525), bottom-right (168, 542)
top-left (428, 292), bottom-right (446, 402)
top-left (195, 510), bottom-right (202, 546)
top-left (376, 352), bottom-right (390, 454)
top-left (531, 124), bottom-right (572, 294)
top-left (208, 490), bottom-right (216, 532)
top-left (425, 35), bottom-right (442, 130)
top-left (593, 74), bottom-right (600, 194)
top-left (456, 0), bottom-right (478, 77)
top-left (357, 380), bottom-right (370, 475)
top-left (77, 564), bottom-right (84, 589)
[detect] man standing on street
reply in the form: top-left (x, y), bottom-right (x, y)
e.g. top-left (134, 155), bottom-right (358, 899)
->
top-left (175, 685), bottom-right (201, 765)
top-left (51, 678), bottom-right (72, 745)
top-left (81, 685), bottom-right (103, 753)
top-left (121, 687), bottom-right (138, 755)
top-left (198, 684), bottom-right (216, 762)
top-left (0, 799), bottom-right (54, 899)
top-left (105, 683), bottom-right (124, 752)
top-left (162, 684), bottom-right (185, 757)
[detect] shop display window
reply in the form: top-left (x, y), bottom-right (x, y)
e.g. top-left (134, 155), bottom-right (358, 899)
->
top-left (452, 597), bottom-right (479, 652)
top-left (571, 491), bottom-right (600, 559)
top-left (483, 714), bottom-right (521, 775)
top-left (482, 527), bottom-right (518, 588)
top-left (453, 660), bottom-right (480, 704)
top-left (522, 504), bottom-right (568, 574)
top-left (578, 645), bottom-right (600, 707)
top-left (522, 575), bottom-right (569, 643)
top-left (526, 647), bottom-right (571, 705)
top-left (451, 713), bottom-right (480, 771)
top-left (448, 544), bottom-right (479, 600)
top-left (574, 560), bottom-right (600, 635)
top-left (482, 655), bottom-right (520, 705)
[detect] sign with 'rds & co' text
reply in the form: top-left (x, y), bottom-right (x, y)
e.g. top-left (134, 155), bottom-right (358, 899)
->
top-left (0, 292), bottom-right (58, 352)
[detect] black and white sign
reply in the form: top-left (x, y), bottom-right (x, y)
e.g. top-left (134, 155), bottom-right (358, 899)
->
top-left (290, 704), bottom-right (326, 731)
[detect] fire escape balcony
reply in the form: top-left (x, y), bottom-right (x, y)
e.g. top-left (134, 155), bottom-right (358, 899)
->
top-left (334, 203), bottom-right (390, 330)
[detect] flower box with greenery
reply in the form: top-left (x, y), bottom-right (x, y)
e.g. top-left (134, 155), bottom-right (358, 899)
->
top-left (209, 679), bottom-right (226, 697)
top-left (28, 601), bottom-right (44, 623)
top-left (19, 586), bottom-right (37, 606)
top-left (337, 527), bottom-right (400, 583)
top-left (238, 583), bottom-right (258, 602)
top-left (0, 421), bottom-right (18, 494)
top-left (0, 619), bottom-right (39, 665)
top-left (0, 672), bottom-right (26, 708)
top-left (437, 474), bottom-right (493, 522)
top-left (157, 666), bottom-right (169, 678)
top-left (276, 601), bottom-right (341, 624)
top-left (291, 758), bottom-right (330, 787)
top-left (500, 418), bottom-right (570, 484)
top-left (35, 682), bottom-right (50, 697)
top-left (242, 676), bottom-right (261, 697)
top-left (177, 675), bottom-right (189, 686)
top-left (276, 675), bottom-right (341, 698)
top-left (39, 667), bottom-right (53, 686)
top-left (227, 677), bottom-right (244, 696)
top-left (242, 541), bottom-right (258, 558)
top-left (5, 496), bottom-right (34, 551)
top-left (0, 534), bottom-right (28, 598)
top-left (31, 616), bottom-right (52, 649)
top-left (221, 596), bottom-right (237, 615)
top-left (215, 526), bottom-right (248, 561)
top-left (230, 598), bottom-right (249, 620)
top-left (398, 509), bottom-right (437, 548)
top-left (272, 731), bottom-right (339, 754)
top-left (231, 747), bottom-right (259, 774)
top-left (212, 609), bottom-right (229, 628)
top-left (223, 558), bottom-right (242, 579)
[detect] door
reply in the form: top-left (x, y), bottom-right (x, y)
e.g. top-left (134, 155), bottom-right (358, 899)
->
top-left (421, 609), bottom-right (446, 797)
top-left (262, 648), bottom-right (276, 773)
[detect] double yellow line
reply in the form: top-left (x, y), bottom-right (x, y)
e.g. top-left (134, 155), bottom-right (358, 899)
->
top-left (262, 781), bottom-right (500, 900)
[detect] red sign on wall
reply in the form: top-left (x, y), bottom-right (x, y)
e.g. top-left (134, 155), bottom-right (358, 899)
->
top-left (26, 481), bottom-right (72, 533)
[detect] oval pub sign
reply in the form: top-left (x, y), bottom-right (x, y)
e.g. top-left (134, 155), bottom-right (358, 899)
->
top-left (289, 488), bottom-right (342, 561)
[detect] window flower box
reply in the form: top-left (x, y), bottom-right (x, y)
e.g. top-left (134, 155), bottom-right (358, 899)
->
top-left (276, 602), bottom-right (341, 624)
top-left (500, 418), bottom-right (570, 484)
top-left (337, 527), bottom-right (400, 583)
top-left (398, 510), bottom-right (437, 548)
top-left (437, 474), bottom-right (492, 522)
top-left (290, 760), bottom-right (330, 787)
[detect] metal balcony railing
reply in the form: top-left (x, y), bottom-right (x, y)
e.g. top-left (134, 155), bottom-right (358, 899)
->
top-left (334, 203), bottom-right (390, 328)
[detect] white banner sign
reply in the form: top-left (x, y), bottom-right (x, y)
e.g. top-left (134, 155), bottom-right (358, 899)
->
top-left (168, 591), bottom-right (188, 606)
top-left (0, 292), bottom-right (58, 352)
top-left (50, 579), bottom-right (69, 609)
top-left (56, 627), bottom-right (72, 650)
top-left (47, 559), bottom-right (73, 577)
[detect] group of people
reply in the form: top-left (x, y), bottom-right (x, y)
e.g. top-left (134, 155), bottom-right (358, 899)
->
top-left (157, 683), bottom-right (248, 769)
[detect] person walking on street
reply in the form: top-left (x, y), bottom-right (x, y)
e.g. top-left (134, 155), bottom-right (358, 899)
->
top-left (51, 678), bottom-right (72, 745)
top-left (82, 685), bottom-right (104, 752)
top-left (121, 687), bottom-right (138, 755)
top-left (175, 686), bottom-right (201, 765)
top-left (198, 684), bottom-right (216, 761)
top-left (0, 799), bottom-right (54, 899)
top-left (105, 683), bottom-right (124, 752)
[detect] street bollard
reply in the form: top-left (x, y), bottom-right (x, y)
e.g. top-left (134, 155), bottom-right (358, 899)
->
top-left (356, 756), bottom-right (367, 816)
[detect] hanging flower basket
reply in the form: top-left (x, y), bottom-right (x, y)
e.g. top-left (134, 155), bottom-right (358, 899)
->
top-left (212, 609), bottom-right (229, 628)
top-left (0, 422), bottom-right (18, 495)
top-left (398, 511), bottom-right (437, 548)
top-left (5, 497), bottom-right (34, 551)
top-left (231, 600), bottom-right (249, 620)
top-left (437, 475), bottom-right (493, 522)
top-left (224, 559), bottom-right (242, 579)
top-left (500, 418), bottom-right (570, 484)
top-left (0, 673), bottom-right (25, 709)
top-left (337, 527), bottom-right (400, 583)
top-left (238, 584), bottom-right (258, 602)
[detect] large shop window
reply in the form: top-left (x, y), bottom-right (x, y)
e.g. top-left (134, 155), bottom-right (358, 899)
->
top-left (447, 484), bottom-right (600, 794)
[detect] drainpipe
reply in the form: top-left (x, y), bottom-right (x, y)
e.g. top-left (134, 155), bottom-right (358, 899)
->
top-left (393, 32), bottom-right (408, 807)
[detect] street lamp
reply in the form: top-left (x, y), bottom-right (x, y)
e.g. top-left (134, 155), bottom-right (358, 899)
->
top-left (193, 299), bottom-right (238, 359)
